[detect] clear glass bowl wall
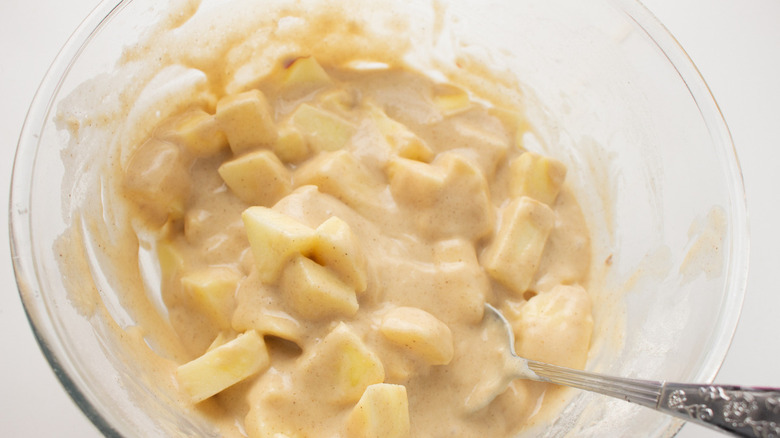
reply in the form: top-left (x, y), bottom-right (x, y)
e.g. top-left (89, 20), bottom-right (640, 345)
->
top-left (10, 0), bottom-right (748, 436)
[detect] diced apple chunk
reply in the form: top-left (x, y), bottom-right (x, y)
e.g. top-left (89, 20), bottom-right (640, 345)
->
top-left (183, 209), bottom-right (211, 243)
top-left (434, 238), bottom-right (475, 264)
top-left (280, 254), bottom-right (359, 320)
top-left (509, 152), bottom-right (567, 205)
top-left (167, 110), bottom-right (228, 157)
top-left (216, 89), bottom-right (278, 154)
top-left (231, 274), bottom-right (305, 344)
top-left (380, 307), bottom-right (454, 366)
top-left (273, 125), bottom-right (310, 163)
top-left (480, 197), bottom-right (555, 296)
top-left (180, 266), bottom-right (241, 329)
top-left (246, 311), bottom-right (304, 345)
top-left (123, 138), bottom-right (191, 222)
top-left (488, 106), bottom-right (529, 142)
top-left (311, 216), bottom-right (367, 293)
top-left (370, 106), bottom-right (433, 162)
top-left (386, 157), bottom-right (446, 206)
top-left (318, 89), bottom-right (356, 113)
top-left (281, 56), bottom-right (332, 96)
top-left (433, 83), bottom-right (471, 115)
top-left (218, 149), bottom-right (291, 206)
top-left (241, 207), bottom-right (316, 284)
top-left (449, 122), bottom-right (509, 174)
top-left (432, 239), bottom-right (488, 324)
top-left (512, 285), bottom-right (593, 369)
top-left (206, 331), bottom-right (234, 352)
top-left (346, 384), bottom-right (410, 438)
top-left (387, 152), bottom-right (494, 241)
top-left (301, 323), bottom-right (385, 404)
top-left (295, 150), bottom-right (385, 216)
top-left (290, 103), bottom-right (355, 151)
top-left (157, 238), bottom-right (185, 282)
top-left (176, 330), bottom-right (269, 403)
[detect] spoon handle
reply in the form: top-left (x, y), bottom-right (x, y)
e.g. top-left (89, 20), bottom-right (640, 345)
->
top-left (658, 383), bottom-right (780, 437)
top-left (527, 361), bottom-right (780, 437)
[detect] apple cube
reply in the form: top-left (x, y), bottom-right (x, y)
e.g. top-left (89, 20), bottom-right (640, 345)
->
top-left (301, 323), bottom-right (384, 404)
top-left (176, 330), bottom-right (269, 403)
top-left (311, 216), bottom-right (367, 293)
top-left (167, 110), bottom-right (228, 157)
top-left (480, 197), bottom-right (555, 296)
top-left (433, 83), bottom-right (470, 115)
top-left (157, 238), bottom-right (185, 282)
top-left (433, 238), bottom-right (476, 264)
top-left (183, 209), bottom-right (211, 243)
top-left (180, 266), bottom-right (242, 329)
top-left (449, 122), bottom-right (510, 174)
top-left (386, 157), bottom-right (446, 205)
top-left (239, 310), bottom-right (304, 345)
top-left (488, 106), bottom-right (529, 142)
top-left (509, 152), bottom-right (567, 205)
top-left (512, 285), bottom-right (593, 369)
top-left (231, 274), bottom-right (305, 344)
top-left (370, 106), bottom-right (433, 162)
top-left (216, 89), bottom-right (278, 154)
top-left (290, 103), bottom-right (355, 151)
top-left (280, 254), bottom-right (359, 320)
top-left (346, 384), bottom-right (410, 438)
top-left (388, 152), bottom-right (494, 241)
top-left (295, 150), bottom-right (384, 216)
top-left (432, 239), bottom-right (488, 324)
top-left (273, 125), bottom-right (310, 163)
top-left (318, 89), bottom-right (356, 113)
top-left (218, 149), bottom-right (291, 206)
top-left (379, 307), bottom-right (454, 366)
top-left (123, 138), bottom-right (191, 221)
top-left (206, 331), bottom-right (233, 352)
top-left (241, 206), bottom-right (316, 284)
top-left (281, 56), bottom-right (332, 96)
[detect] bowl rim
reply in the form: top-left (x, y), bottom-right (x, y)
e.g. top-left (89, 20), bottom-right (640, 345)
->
top-left (620, 0), bottom-right (749, 382)
top-left (8, 0), bottom-right (749, 436)
top-left (9, 0), bottom-right (129, 436)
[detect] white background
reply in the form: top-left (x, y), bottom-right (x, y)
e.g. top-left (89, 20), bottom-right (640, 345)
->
top-left (1, 0), bottom-right (778, 436)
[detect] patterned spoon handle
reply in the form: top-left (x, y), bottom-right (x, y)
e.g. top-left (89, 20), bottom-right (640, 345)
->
top-left (659, 383), bottom-right (780, 437)
top-left (528, 360), bottom-right (780, 437)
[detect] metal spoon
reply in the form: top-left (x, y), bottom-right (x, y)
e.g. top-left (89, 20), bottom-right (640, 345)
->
top-left (470, 304), bottom-right (780, 437)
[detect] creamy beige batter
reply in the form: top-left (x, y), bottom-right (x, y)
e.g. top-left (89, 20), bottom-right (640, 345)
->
top-left (58, 1), bottom-right (596, 436)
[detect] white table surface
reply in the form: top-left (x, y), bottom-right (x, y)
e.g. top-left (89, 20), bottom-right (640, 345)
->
top-left (1, 1), bottom-right (777, 436)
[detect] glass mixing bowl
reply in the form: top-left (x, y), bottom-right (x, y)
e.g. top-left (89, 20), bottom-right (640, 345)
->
top-left (9, 0), bottom-right (748, 436)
